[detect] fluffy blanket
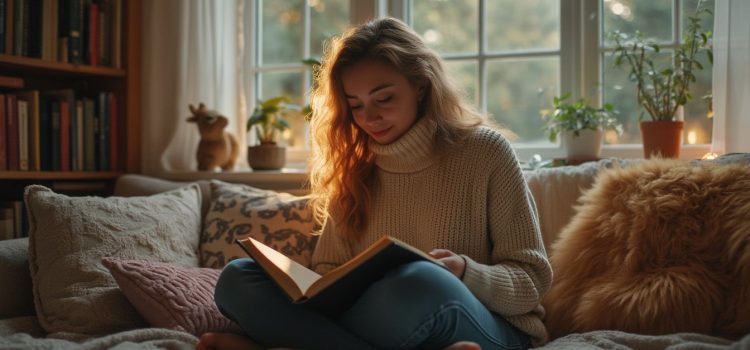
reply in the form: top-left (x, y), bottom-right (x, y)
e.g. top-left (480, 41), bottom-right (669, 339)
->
top-left (543, 160), bottom-right (750, 340)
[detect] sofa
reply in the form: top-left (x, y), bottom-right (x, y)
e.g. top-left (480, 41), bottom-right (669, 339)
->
top-left (1, 156), bottom-right (749, 350)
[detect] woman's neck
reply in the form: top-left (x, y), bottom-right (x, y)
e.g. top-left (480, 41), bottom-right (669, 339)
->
top-left (368, 117), bottom-right (437, 173)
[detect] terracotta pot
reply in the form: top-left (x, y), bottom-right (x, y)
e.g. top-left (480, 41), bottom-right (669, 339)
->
top-left (247, 144), bottom-right (286, 170)
top-left (640, 121), bottom-right (684, 159)
top-left (562, 129), bottom-right (603, 162)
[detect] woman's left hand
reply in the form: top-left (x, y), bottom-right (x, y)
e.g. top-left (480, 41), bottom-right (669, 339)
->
top-left (428, 249), bottom-right (466, 279)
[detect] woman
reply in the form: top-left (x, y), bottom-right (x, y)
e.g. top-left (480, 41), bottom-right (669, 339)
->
top-left (198, 17), bottom-right (551, 350)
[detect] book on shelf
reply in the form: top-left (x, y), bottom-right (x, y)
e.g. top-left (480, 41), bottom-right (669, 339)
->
top-left (0, 201), bottom-right (25, 240)
top-left (235, 235), bottom-right (445, 315)
top-left (5, 94), bottom-right (18, 171)
top-left (0, 93), bottom-right (5, 170)
top-left (2, 0), bottom-right (121, 66)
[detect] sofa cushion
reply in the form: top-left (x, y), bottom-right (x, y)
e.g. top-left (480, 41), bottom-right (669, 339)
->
top-left (542, 160), bottom-right (750, 340)
top-left (101, 257), bottom-right (241, 336)
top-left (200, 180), bottom-right (318, 268)
top-left (25, 184), bottom-right (203, 335)
top-left (0, 238), bottom-right (34, 318)
top-left (114, 173), bottom-right (212, 218)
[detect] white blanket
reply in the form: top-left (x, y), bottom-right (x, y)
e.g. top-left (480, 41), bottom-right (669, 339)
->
top-left (0, 317), bottom-right (197, 350)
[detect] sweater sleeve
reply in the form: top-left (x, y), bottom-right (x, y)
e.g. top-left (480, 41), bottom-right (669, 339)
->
top-left (461, 137), bottom-right (553, 317)
top-left (310, 216), bottom-right (354, 275)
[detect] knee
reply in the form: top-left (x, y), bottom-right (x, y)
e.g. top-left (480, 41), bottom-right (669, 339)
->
top-left (214, 258), bottom-right (260, 310)
top-left (378, 261), bottom-right (465, 305)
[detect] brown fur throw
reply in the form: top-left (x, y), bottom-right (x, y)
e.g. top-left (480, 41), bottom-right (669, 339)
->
top-left (543, 160), bottom-right (750, 340)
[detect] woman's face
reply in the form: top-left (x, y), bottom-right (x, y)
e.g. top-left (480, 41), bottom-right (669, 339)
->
top-left (341, 59), bottom-right (423, 145)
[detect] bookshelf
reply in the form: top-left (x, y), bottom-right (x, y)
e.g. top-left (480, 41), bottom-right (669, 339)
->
top-left (0, 0), bottom-right (141, 239)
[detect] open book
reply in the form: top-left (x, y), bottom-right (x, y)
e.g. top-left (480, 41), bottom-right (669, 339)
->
top-left (235, 236), bottom-right (444, 315)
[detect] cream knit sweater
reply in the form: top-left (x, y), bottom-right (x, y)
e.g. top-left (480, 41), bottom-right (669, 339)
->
top-left (311, 117), bottom-right (553, 345)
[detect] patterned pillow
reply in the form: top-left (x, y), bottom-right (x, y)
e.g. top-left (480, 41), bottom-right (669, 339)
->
top-left (200, 181), bottom-right (318, 268)
top-left (102, 257), bottom-right (241, 336)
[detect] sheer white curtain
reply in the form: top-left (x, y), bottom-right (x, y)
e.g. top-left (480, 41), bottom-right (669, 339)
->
top-left (711, 0), bottom-right (750, 154)
top-left (141, 0), bottom-right (247, 175)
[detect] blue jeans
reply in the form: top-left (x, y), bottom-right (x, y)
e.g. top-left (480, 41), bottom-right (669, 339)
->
top-left (215, 259), bottom-right (530, 350)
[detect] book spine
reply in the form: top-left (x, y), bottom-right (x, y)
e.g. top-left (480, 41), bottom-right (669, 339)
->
top-left (0, 94), bottom-right (5, 171)
top-left (0, 204), bottom-right (15, 241)
top-left (67, 0), bottom-right (80, 64)
top-left (0, 0), bottom-right (5, 53)
top-left (17, 99), bottom-right (27, 171)
top-left (108, 92), bottom-right (115, 170)
top-left (4, 0), bottom-right (11, 55)
top-left (50, 99), bottom-right (60, 170)
top-left (87, 1), bottom-right (96, 65)
top-left (97, 91), bottom-right (106, 170)
top-left (25, 0), bottom-right (41, 58)
top-left (13, 0), bottom-right (21, 55)
top-left (38, 95), bottom-right (50, 170)
top-left (6, 94), bottom-right (17, 170)
top-left (59, 99), bottom-right (70, 171)
top-left (74, 99), bottom-right (82, 171)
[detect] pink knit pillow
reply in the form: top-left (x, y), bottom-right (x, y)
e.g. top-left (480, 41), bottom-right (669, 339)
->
top-left (101, 257), bottom-right (241, 336)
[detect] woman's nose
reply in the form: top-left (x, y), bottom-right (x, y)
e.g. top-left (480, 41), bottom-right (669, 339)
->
top-left (364, 104), bottom-right (381, 123)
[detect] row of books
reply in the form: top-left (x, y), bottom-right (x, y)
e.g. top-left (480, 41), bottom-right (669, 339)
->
top-left (0, 0), bottom-right (122, 67)
top-left (0, 201), bottom-right (25, 240)
top-left (0, 88), bottom-right (118, 172)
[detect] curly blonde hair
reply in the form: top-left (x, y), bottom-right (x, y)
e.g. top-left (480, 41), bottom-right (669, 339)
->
top-left (308, 18), bottom-right (490, 240)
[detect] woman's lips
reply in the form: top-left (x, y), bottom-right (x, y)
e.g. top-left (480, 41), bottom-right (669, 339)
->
top-left (371, 127), bottom-right (392, 138)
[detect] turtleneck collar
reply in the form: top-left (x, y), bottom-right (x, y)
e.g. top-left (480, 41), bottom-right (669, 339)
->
top-left (368, 116), bottom-right (438, 173)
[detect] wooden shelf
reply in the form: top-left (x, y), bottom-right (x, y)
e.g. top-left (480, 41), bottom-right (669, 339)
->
top-left (0, 55), bottom-right (126, 78)
top-left (0, 171), bottom-right (123, 181)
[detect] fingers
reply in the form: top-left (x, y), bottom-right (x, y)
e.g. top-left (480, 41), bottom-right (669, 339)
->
top-left (429, 248), bottom-right (454, 259)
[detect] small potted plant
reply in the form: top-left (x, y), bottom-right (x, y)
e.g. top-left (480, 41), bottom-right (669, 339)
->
top-left (609, 0), bottom-right (712, 158)
top-left (246, 96), bottom-right (299, 170)
top-left (542, 93), bottom-right (623, 161)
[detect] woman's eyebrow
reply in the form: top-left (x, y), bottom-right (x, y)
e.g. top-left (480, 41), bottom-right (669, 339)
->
top-left (345, 83), bottom-right (395, 99)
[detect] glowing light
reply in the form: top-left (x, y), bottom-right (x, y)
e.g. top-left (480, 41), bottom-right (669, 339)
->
top-left (701, 152), bottom-right (719, 160)
top-left (423, 29), bottom-right (441, 44)
top-left (687, 130), bottom-right (697, 144)
top-left (605, 130), bottom-right (619, 144)
top-left (612, 3), bottom-right (625, 15)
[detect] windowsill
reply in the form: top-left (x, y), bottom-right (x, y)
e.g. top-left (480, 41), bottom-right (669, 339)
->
top-left (158, 162), bottom-right (309, 193)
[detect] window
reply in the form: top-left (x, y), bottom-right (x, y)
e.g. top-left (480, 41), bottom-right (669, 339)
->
top-left (398, 0), bottom-right (714, 159)
top-left (600, 0), bottom-right (715, 146)
top-left (246, 0), bottom-right (714, 161)
top-left (247, 0), bottom-right (350, 157)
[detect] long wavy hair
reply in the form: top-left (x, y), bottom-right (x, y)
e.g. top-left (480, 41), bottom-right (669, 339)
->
top-left (308, 18), bottom-right (491, 241)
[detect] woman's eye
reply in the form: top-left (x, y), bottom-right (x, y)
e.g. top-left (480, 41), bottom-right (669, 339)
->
top-left (376, 96), bottom-right (392, 103)
top-left (350, 105), bottom-right (363, 110)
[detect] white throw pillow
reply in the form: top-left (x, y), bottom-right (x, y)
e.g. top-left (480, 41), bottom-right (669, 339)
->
top-left (25, 184), bottom-right (203, 335)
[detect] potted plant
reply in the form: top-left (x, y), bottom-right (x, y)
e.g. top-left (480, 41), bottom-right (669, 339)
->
top-left (542, 93), bottom-right (623, 162)
top-left (609, 0), bottom-right (713, 158)
top-left (246, 96), bottom-right (299, 170)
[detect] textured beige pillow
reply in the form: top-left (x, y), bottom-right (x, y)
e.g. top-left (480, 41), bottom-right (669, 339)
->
top-left (200, 181), bottom-right (318, 268)
top-left (25, 184), bottom-right (203, 335)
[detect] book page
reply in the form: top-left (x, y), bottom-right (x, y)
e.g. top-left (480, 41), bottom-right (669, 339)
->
top-left (249, 238), bottom-right (322, 295)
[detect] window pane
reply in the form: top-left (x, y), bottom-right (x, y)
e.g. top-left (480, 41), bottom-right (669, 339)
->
top-left (681, 0), bottom-right (714, 40)
top-left (485, 0), bottom-right (559, 52)
top-left (259, 72), bottom-right (305, 147)
top-left (310, 0), bottom-right (350, 58)
top-left (602, 0), bottom-right (673, 46)
top-left (412, 0), bottom-right (478, 54)
top-left (486, 57), bottom-right (559, 143)
top-left (262, 0), bottom-right (304, 65)
top-left (444, 60), bottom-right (478, 107)
top-left (260, 72), bottom-right (304, 104)
top-left (683, 53), bottom-right (713, 144)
